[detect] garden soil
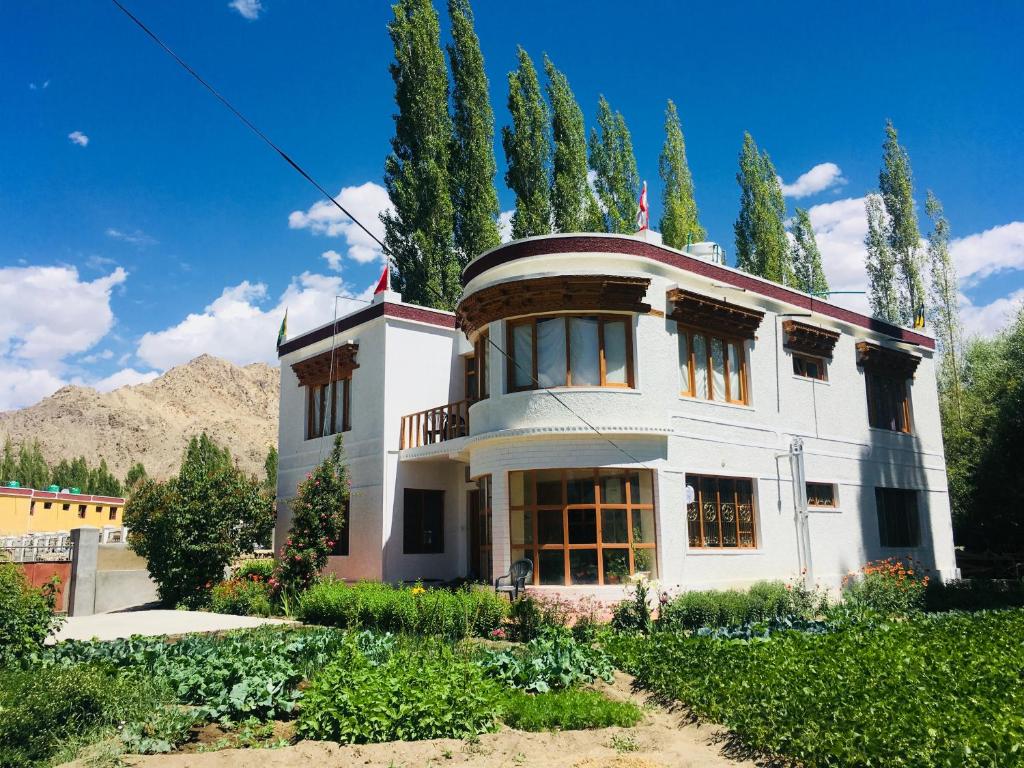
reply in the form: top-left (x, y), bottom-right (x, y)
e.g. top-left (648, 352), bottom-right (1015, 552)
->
top-left (104, 673), bottom-right (756, 768)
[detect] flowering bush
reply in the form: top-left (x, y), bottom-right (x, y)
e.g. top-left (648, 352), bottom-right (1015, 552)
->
top-left (273, 435), bottom-right (349, 597)
top-left (210, 578), bottom-right (273, 617)
top-left (842, 557), bottom-right (928, 617)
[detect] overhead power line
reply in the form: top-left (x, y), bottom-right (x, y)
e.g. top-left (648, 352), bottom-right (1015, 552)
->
top-left (109, 0), bottom-right (656, 473)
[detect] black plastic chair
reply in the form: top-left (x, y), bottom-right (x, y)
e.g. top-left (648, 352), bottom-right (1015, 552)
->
top-left (495, 558), bottom-right (533, 600)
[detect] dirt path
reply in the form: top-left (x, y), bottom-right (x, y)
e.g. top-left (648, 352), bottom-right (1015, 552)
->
top-left (120, 673), bottom-right (755, 768)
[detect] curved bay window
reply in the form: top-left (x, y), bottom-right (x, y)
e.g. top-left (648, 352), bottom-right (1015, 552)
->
top-left (507, 314), bottom-right (634, 391)
top-left (678, 327), bottom-right (747, 404)
top-left (685, 474), bottom-right (757, 548)
top-left (509, 468), bottom-right (656, 586)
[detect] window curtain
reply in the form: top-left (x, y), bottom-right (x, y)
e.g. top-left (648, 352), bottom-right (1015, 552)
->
top-left (512, 324), bottom-right (534, 388)
top-left (569, 317), bottom-right (600, 385)
top-left (537, 317), bottom-right (566, 387)
top-left (604, 320), bottom-right (628, 384)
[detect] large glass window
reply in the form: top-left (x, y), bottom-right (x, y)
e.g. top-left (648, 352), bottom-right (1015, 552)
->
top-left (678, 327), bottom-right (747, 403)
top-left (508, 315), bottom-right (634, 391)
top-left (875, 488), bottom-right (920, 547)
top-left (866, 372), bottom-right (911, 433)
top-left (685, 474), bottom-right (756, 548)
top-left (403, 489), bottom-right (444, 554)
top-left (306, 377), bottom-right (350, 439)
top-left (509, 468), bottom-right (656, 586)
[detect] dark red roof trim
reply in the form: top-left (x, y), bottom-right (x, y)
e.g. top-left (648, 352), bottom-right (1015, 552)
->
top-left (463, 236), bottom-right (935, 350)
top-left (278, 301), bottom-right (456, 357)
top-left (0, 487), bottom-right (125, 503)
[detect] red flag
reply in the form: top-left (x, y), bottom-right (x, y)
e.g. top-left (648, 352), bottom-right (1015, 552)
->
top-left (374, 264), bottom-right (390, 295)
top-left (636, 180), bottom-right (649, 231)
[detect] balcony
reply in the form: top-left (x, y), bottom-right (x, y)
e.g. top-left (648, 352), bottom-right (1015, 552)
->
top-left (400, 399), bottom-right (471, 449)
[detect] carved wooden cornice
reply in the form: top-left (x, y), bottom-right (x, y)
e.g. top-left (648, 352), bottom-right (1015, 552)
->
top-left (782, 320), bottom-right (840, 358)
top-left (290, 343), bottom-right (359, 387)
top-left (667, 289), bottom-right (764, 339)
top-left (456, 275), bottom-right (651, 335)
top-left (855, 341), bottom-right (921, 378)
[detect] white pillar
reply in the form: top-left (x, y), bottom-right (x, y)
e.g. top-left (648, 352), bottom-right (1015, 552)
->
top-left (490, 470), bottom-right (511, 582)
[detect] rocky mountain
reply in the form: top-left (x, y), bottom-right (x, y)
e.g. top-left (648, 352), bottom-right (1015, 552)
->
top-left (0, 355), bottom-right (280, 482)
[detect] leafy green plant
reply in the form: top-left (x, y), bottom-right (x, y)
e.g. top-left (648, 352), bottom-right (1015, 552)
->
top-left (842, 558), bottom-right (928, 618)
top-left (478, 627), bottom-right (614, 693)
top-left (297, 640), bottom-right (501, 743)
top-left (0, 561), bottom-right (62, 667)
top-left (611, 578), bottom-right (653, 634)
top-left (925, 578), bottom-right (1024, 612)
top-left (624, 610), bottom-right (1024, 767)
top-left (507, 594), bottom-right (573, 641)
top-left (233, 558), bottom-right (275, 582)
top-left (120, 705), bottom-right (202, 755)
top-left (500, 688), bottom-right (642, 731)
top-left (657, 580), bottom-right (818, 631)
top-left (210, 578), bottom-right (273, 617)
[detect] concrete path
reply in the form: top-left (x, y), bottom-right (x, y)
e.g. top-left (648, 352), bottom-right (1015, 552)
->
top-left (50, 610), bottom-right (294, 643)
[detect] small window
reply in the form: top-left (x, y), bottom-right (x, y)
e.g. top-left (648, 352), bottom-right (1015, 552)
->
top-left (306, 377), bottom-right (351, 440)
top-left (866, 372), bottom-right (912, 433)
top-left (29, 501), bottom-right (35, 516)
top-left (686, 474), bottom-right (757, 548)
top-left (62, 503), bottom-right (70, 511)
top-left (403, 489), bottom-right (444, 554)
top-left (109, 507), bottom-right (118, 521)
top-left (806, 482), bottom-right (837, 507)
top-left (876, 488), bottom-right (920, 548)
top-left (78, 505), bottom-right (87, 518)
top-left (678, 327), bottom-right (747, 403)
top-left (43, 501), bottom-right (52, 510)
top-left (329, 498), bottom-right (350, 556)
top-left (793, 353), bottom-right (827, 381)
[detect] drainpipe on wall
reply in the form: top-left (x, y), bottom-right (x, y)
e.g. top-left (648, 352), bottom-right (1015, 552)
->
top-left (787, 438), bottom-right (814, 587)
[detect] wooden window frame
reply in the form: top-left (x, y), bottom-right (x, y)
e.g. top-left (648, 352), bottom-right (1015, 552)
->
top-left (677, 325), bottom-right (749, 404)
top-left (806, 482), bottom-right (837, 508)
top-left (306, 377), bottom-right (351, 441)
top-left (508, 468), bottom-right (657, 587)
top-left (464, 354), bottom-right (478, 403)
top-left (506, 313), bottom-right (635, 393)
top-left (472, 475), bottom-right (493, 580)
top-left (403, 488), bottom-right (445, 554)
top-left (793, 352), bottom-right (828, 381)
top-left (875, 488), bottom-right (921, 548)
top-left (685, 473), bottom-right (757, 549)
top-left (78, 504), bottom-right (86, 518)
top-left (474, 330), bottom-right (490, 401)
top-left (865, 371), bottom-right (912, 434)
top-left (108, 507), bottom-right (118, 521)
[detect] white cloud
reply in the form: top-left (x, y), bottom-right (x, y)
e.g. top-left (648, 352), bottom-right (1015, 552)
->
top-left (79, 349), bottom-right (114, 365)
top-left (960, 289), bottom-right (1024, 338)
top-left (779, 162), bottom-right (846, 199)
top-left (136, 273), bottom-right (373, 370)
top-left (497, 210), bottom-right (514, 244)
top-left (949, 221), bottom-right (1024, 287)
top-left (91, 368), bottom-right (159, 392)
top-left (0, 265), bottom-right (126, 410)
top-left (321, 250), bottom-right (343, 272)
top-left (288, 182), bottom-right (393, 264)
top-left (228, 0), bottom-right (263, 19)
top-left (68, 131), bottom-right (89, 147)
top-left (106, 227), bottom-right (157, 246)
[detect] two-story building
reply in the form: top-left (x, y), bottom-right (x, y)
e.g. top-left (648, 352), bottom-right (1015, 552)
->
top-left (275, 232), bottom-right (957, 595)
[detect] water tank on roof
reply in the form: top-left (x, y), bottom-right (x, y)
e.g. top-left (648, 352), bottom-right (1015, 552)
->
top-left (70, 487), bottom-right (81, 495)
top-left (5, 481), bottom-right (20, 488)
top-left (685, 241), bottom-right (725, 265)
top-left (47, 484), bottom-right (60, 492)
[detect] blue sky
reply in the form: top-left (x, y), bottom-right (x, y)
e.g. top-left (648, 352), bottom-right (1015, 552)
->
top-left (2, 0), bottom-right (1022, 409)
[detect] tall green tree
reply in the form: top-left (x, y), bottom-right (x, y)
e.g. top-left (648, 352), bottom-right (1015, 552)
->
top-left (659, 100), bottom-right (704, 248)
top-left (382, 0), bottom-right (458, 309)
top-left (264, 445), bottom-right (278, 493)
top-left (864, 193), bottom-right (900, 323)
top-left (447, 0), bottom-right (500, 265)
top-left (89, 458), bottom-right (122, 497)
top-left (183, 433), bottom-right (233, 475)
top-left (545, 55), bottom-right (597, 233)
top-left (926, 191), bottom-right (964, 427)
top-left (1, 439), bottom-right (17, 484)
top-left (125, 462), bottom-right (148, 491)
top-left (733, 132), bottom-right (792, 283)
top-left (502, 47), bottom-right (551, 239)
top-left (15, 441), bottom-right (49, 490)
top-left (589, 96), bottom-right (639, 234)
top-left (790, 208), bottom-right (829, 296)
top-left (879, 120), bottom-right (925, 325)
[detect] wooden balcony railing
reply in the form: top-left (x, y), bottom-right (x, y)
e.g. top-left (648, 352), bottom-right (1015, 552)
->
top-left (400, 399), bottom-right (471, 449)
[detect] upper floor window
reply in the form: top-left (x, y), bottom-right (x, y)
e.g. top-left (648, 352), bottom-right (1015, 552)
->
top-left (678, 327), bottom-right (747, 404)
top-left (307, 377), bottom-right (350, 440)
top-left (464, 354), bottom-right (478, 402)
top-left (686, 474), bottom-right (756, 548)
top-left (793, 353), bottom-right (827, 381)
top-left (783, 320), bottom-right (838, 383)
top-left (857, 341), bottom-right (920, 434)
top-left (473, 330), bottom-right (490, 400)
top-left (507, 314), bottom-right (633, 391)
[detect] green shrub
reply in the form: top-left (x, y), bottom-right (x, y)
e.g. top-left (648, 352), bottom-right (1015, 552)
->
top-left (625, 610), bottom-right (1024, 768)
top-left (478, 627), bottom-right (614, 693)
top-left (842, 558), bottom-right (927, 617)
top-left (233, 558), bottom-right (275, 582)
top-left (0, 664), bottom-right (162, 767)
top-left (297, 640), bottom-right (501, 743)
top-left (210, 578), bottom-right (273, 617)
top-left (925, 578), bottom-right (1024, 612)
top-left (657, 580), bottom-right (814, 631)
top-left (296, 580), bottom-right (506, 639)
top-left (501, 688), bottom-right (642, 731)
top-left (507, 594), bottom-right (573, 641)
top-left (0, 561), bottom-right (62, 667)
top-left (611, 580), bottom-right (653, 634)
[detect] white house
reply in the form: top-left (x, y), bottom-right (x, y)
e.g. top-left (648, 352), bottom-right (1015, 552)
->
top-left (275, 232), bottom-right (957, 597)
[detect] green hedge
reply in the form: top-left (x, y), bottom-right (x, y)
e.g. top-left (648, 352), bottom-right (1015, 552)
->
top-left (657, 580), bottom-right (815, 631)
top-left (296, 580), bottom-right (506, 639)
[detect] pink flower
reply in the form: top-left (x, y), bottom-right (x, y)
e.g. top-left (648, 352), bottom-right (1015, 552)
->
top-left (489, 628), bottom-right (507, 640)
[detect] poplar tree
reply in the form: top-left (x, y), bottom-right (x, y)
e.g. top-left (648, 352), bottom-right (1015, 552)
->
top-left (864, 193), bottom-right (900, 323)
top-left (879, 120), bottom-right (925, 325)
top-left (447, 0), bottom-right (500, 264)
top-left (589, 96), bottom-right (639, 234)
top-left (790, 208), bottom-right (829, 296)
top-left (502, 47), bottom-right (551, 239)
top-left (15, 441), bottom-right (49, 490)
top-left (0, 439), bottom-right (15, 483)
top-left (926, 191), bottom-right (964, 426)
top-left (659, 100), bottom-right (704, 248)
top-left (382, 0), bottom-right (458, 309)
top-left (544, 55), bottom-right (596, 233)
top-left (734, 132), bottom-right (792, 283)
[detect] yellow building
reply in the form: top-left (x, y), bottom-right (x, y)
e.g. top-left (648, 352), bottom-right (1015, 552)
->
top-left (0, 485), bottom-right (126, 536)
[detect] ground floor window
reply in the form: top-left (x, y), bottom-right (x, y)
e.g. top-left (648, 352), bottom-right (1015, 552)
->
top-left (875, 488), bottom-right (920, 547)
top-left (509, 468), bottom-right (657, 586)
top-left (806, 482), bottom-right (837, 508)
top-left (469, 475), bottom-right (492, 580)
top-left (685, 474), bottom-right (756, 548)
top-left (403, 489), bottom-right (444, 554)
